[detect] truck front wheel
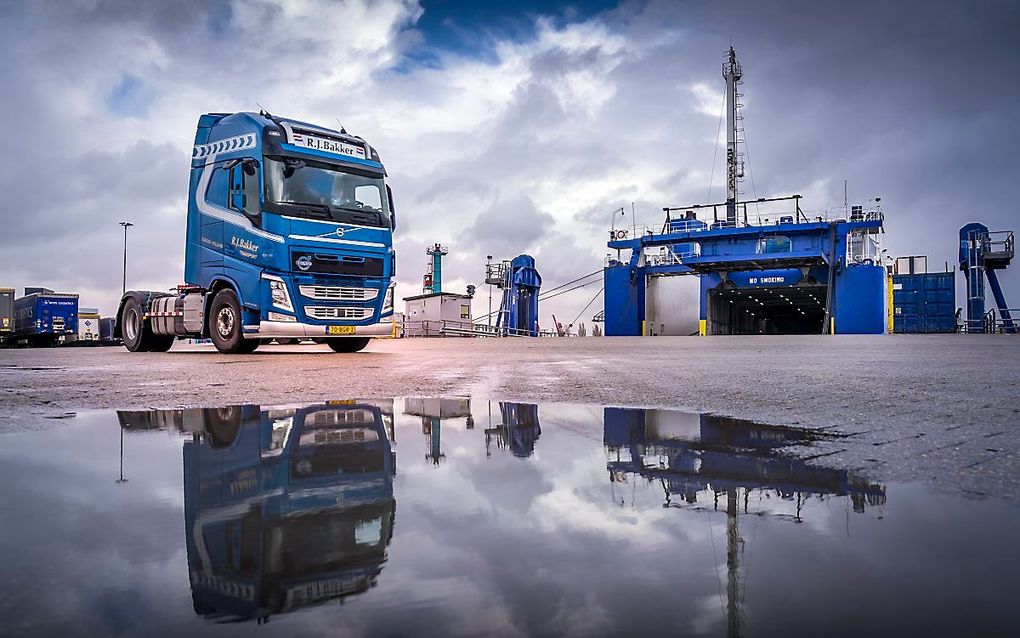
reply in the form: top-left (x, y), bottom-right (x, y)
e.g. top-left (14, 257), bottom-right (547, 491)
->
top-left (326, 338), bottom-right (370, 353)
top-left (209, 289), bottom-right (259, 354)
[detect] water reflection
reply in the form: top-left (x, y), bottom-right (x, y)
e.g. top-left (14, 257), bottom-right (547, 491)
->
top-left (604, 408), bottom-right (887, 638)
top-left (119, 402), bottom-right (396, 623)
top-left (604, 408), bottom-right (886, 514)
top-left (3, 398), bottom-right (1011, 636)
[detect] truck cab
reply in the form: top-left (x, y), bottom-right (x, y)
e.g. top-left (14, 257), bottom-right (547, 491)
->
top-left (118, 111), bottom-right (397, 354)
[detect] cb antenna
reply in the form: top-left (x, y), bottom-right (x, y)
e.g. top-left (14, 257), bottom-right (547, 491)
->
top-left (335, 118), bottom-right (348, 135)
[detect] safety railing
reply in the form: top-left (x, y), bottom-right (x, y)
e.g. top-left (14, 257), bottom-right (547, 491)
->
top-left (981, 231), bottom-right (1015, 261)
top-left (657, 195), bottom-right (883, 233)
top-left (401, 319), bottom-right (559, 338)
top-left (981, 308), bottom-right (1019, 334)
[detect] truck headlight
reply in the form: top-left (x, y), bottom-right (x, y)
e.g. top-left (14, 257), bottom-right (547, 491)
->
top-left (262, 275), bottom-right (294, 312)
top-left (382, 283), bottom-right (395, 315)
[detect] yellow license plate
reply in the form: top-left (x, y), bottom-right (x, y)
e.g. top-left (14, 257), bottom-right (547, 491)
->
top-left (327, 325), bottom-right (357, 335)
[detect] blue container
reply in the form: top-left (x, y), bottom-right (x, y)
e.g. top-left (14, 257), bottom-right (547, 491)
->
top-left (892, 272), bottom-right (956, 333)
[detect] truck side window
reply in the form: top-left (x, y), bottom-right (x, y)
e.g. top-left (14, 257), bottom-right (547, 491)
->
top-left (242, 160), bottom-right (260, 219)
top-left (229, 160), bottom-right (261, 224)
top-left (205, 167), bottom-right (229, 208)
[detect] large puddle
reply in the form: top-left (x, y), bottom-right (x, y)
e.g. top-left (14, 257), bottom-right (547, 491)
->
top-left (0, 399), bottom-right (1014, 636)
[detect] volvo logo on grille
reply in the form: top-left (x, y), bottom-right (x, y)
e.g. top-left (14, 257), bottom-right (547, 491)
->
top-left (296, 255), bottom-right (313, 271)
top-left (316, 226), bottom-right (361, 239)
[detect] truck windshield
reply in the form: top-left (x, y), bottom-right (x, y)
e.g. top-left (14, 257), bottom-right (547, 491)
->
top-left (264, 157), bottom-right (391, 228)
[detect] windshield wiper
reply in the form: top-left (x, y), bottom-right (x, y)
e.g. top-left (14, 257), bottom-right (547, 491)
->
top-left (333, 205), bottom-right (382, 216)
top-left (274, 201), bottom-right (331, 218)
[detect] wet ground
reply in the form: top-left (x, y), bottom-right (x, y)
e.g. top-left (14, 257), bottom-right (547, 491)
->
top-left (0, 398), bottom-right (1015, 637)
top-left (2, 335), bottom-right (1019, 498)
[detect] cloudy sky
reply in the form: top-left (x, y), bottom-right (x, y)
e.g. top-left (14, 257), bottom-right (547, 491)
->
top-left (2, 0), bottom-right (1018, 325)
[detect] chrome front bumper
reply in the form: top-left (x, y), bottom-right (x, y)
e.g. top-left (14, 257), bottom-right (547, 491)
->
top-left (243, 320), bottom-right (395, 339)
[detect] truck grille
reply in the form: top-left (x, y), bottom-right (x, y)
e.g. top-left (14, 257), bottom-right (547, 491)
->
top-left (299, 285), bottom-right (378, 301)
top-left (292, 252), bottom-right (384, 276)
top-left (305, 306), bottom-right (374, 321)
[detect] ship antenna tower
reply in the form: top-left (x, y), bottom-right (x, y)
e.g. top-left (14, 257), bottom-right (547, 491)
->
top-left (723, 47), bottom-right (745, 226)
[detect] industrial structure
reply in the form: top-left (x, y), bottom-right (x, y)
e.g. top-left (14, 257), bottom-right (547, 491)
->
top-left (485, 254), bottom-right (542, 336)
top-left (423, 242), bottom-right (448, 294)
top-left (605, 48), bottom-right (888, 336)
top-left (403, 243), bottom-right (474, 337)
top-left (959, 223), bottom-right (1015, 333)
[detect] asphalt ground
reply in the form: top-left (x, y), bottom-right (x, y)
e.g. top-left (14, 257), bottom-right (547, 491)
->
top-left (2, 334), bottom-right (1018, 498)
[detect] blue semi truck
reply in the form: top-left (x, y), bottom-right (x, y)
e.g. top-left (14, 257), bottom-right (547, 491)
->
top-left (12, 289), bottom-right (79, 347)
top-left (118, 111), bottom-right (397, 354)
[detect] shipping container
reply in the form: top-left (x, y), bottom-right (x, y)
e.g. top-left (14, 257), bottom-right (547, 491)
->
top-left (0, 288), bottom-right (13, 338)
top-left (13, 291), bottom-right (79, 346)
top-left (892, 272), bottom-right (956, 333)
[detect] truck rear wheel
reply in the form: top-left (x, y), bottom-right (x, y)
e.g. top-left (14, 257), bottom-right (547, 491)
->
top-left (121, 297), bottom-right (160, 352)
top-left (209, 289), bottom-right (257, 354)
top-left (326, 338), bottom-right (370, 353)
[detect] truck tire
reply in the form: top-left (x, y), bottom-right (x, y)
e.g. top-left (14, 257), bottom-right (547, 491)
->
top-left (149, 335), bottom-right (175, 352)
top-left (203, 406), bottom-right (242, 447)
top-left (121, 296), bottom-right (159, 352)
top-left (237, 337), bottom-right (260, 354)
top-left (326, 337), bottom-right (370, 353)
top-left (208, 289), bottom-right (253, 354)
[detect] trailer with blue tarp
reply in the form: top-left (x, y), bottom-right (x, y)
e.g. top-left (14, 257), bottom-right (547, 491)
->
top-left (12, 289), bottom-right (79, 346)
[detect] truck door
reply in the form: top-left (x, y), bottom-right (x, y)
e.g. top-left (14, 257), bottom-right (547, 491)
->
top-left (201, 165), bottom-right (230, 268)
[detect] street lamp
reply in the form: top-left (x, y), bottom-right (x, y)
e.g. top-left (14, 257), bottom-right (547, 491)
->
top-left (119, 221), bottom-right (133, 294)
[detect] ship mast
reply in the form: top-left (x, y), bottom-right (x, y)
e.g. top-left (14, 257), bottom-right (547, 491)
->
top-left (723, 47), bottom-right (744, 226)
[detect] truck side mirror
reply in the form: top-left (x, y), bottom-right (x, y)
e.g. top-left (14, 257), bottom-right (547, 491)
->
top-left (386, 184), bottom-right (396, 230)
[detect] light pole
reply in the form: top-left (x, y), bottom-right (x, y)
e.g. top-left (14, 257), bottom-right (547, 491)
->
top-left (119, 221), bottom-right (133, 294)
top-left (116, 426), bottom-right (128, 484)
top-left (486, 255), bottom-right (493, 329)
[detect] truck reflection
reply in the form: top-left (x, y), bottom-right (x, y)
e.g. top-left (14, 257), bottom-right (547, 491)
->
top-left (119, 402), bottom-right (396, 623)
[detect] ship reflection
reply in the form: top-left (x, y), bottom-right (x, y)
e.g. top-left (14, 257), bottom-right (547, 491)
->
top-left (604, 407), bottom-right (886, 638)
top-left (118, 401), bottom-right (396, 623)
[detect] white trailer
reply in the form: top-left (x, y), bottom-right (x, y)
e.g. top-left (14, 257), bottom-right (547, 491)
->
top-left (77, 308), bottom-right (101, 343)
